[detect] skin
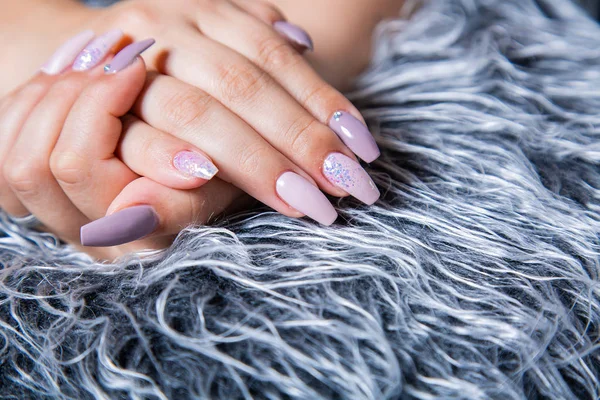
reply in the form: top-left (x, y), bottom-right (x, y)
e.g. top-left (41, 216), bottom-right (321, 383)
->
top-left (0, 0), bottom-right (404, 261)
top-left (0, 0), bottom-right (403, 95)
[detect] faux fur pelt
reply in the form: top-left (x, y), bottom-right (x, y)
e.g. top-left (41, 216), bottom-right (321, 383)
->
top-left (1, 0), bottom-right (600, 398)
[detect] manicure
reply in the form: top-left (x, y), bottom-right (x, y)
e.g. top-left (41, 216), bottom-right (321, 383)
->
top-left (276, 172), bottom-right (337, 226)
top-left (104, 38), bottom-right (155, 74)
top-left (273, 21), bottom-right (314, 52)
top-left (80, 205), bottom-right (159, 247)
top-left (73, 29), bottom-right (124, 71)
top-left (173, 151), bottom-right (218, 180)
top-left (323, 153), bottom-right (380, 205)
top-left (41, 30), bottom-right (95, 75)
top-left (329, 111), bottom-right (380, 163)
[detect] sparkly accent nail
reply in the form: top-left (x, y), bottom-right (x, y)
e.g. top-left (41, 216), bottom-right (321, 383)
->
top-left (323, 153), bottom-right (380, 205)
top-left (73, 29), bottom-right (123, 71)
top-left (173, 151), bottom-right (218, 180)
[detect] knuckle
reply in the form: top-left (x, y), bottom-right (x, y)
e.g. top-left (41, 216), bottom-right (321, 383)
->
top-left (4, 161), bottom-right (43, 196)
top-left (218, 62), bottom-right (269, 105)
top-left (237, 143), bottom-right (269, 176)
top-left (50, 151), bottom-right (89, 186)
top-left (300, 83), bottom-right (340, 112)
top-left (162, 88), bottom-right (213, 131)
top-left (286, 117), bottom-right (322, 156)
top-left (256, 35), bottom-right (300, 70)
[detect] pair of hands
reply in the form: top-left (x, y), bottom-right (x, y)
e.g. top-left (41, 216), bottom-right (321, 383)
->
top-left (0, 0), bottom-right (381, 260)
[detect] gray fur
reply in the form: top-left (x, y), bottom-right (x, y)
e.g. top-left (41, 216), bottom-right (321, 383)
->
top-left (1, 0), bottom-right (599, 398)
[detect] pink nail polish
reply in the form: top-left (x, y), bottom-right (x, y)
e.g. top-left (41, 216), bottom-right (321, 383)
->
top-left (73, 29), bottom-right (123, 71)
top-left (41, 30), bottom-right (95, 75)
top-left (276, 172), bottom-right (337, 225)
top-left (173, 151), bottom-right (218, 180)
top-left (323, 153), bottom-right (380, 205)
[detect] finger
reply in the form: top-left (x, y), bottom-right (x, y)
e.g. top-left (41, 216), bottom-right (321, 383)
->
top-left (4, 71), bottom-right (95, 242)
top-left (117, 114), bottom-right (218, 190)
top-left (198, 3), bottom-right (380, 163)
top-left (229, 0), bottom-right (285, 24)
top-left (157, 26), bottom-right (378, 204)
top-left (0, 74), bottom-right (56, 216)
top-left (80, 176), bottom-right (243, 247)
top-left (135, 73), bottom-right (338, 225)
top-left (229, 0), bottom-right (313, 53)
top-left (51, 44), bottom-right (151, 221)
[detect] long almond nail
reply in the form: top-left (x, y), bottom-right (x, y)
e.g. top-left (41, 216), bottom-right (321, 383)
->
top-left (73, 29), bottom-right (124, 71)
top-left (41, 30), bottom-right (95, 75)
top-left (329, 111), bottom-right (380, 163)
top-left (104, 38), bottom-right (155, 74)
top-left (276, 172), bottom-right (337, 225)
top-left (273, 21), bottom-right (313, 52)
top-left (80, 205), bottom-right (159, 247)
top-left (323, 153), bottom-right (380, 205)
top-left (173, 151), bottom-right (218, 180)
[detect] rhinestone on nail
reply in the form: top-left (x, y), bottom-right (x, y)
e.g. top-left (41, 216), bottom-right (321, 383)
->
top-left (333, 111), bottom-right (343, 121)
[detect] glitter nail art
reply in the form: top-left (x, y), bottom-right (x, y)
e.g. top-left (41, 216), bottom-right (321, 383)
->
top-left (323, 153), bottom-right (380, 205)
top-left (73, 29), bottom-right (123, 71)
top-left (173, 151), bottom-right (218, 180)
top-left (324, 154), bottom-right (357, 189)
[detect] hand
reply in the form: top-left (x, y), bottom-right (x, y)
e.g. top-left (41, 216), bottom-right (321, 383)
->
top-left (0, 47), bottom-right (244, 261)
top-left (1, 0), bottom-right (383, 254)
top-left (76, 0), bottom-right (381, 220)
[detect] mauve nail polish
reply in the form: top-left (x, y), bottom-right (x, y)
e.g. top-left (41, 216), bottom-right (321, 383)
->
top-left (73, 29), bottom-right (124, 71)
top-left (104, 38), bottom-right (155, 74)
top-left (329, 111), bottom-right (380, 163)
top-left (80, 205), bottom-right (159, 247)
top-left (41, 30), bottom-right (95, 75)
top-left (323, 153), bottom-right (380, 205)
top-left (276, 172), bottom-right (337, 226)
top-left (273, 21), bottom-right (314, 51)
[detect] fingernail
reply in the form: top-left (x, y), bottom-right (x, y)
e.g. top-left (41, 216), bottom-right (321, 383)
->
top-left (273, 21), bottom-right (314, 52)
top-left (173, 151), bottom-right (218, 180)
top-left (41, 30), bottom-right (95, 75)
top-left (276, 172), bottom-right (337, 225)
top-left (80, 205), bottom-right (159, 247)
top-left (104, 38), bottom-right (155, 74)
top-left (73, 29), bottom-right (124, 71)
top-left (329, 111), bottom-right (380, 163)
top-left (323, 153), bottom-right (380, 205)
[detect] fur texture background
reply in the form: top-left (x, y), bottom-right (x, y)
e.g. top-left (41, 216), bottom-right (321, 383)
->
top-left (1, 0), bottom-right (600, 398)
